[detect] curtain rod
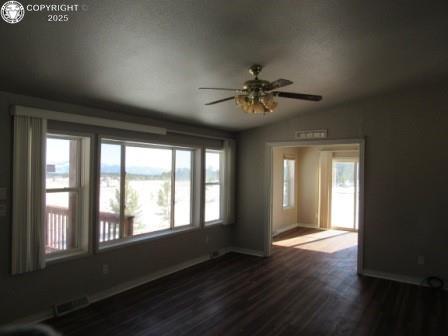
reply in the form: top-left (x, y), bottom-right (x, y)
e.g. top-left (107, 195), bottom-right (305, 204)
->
top-left (12, 105), bottom-right (167, 136)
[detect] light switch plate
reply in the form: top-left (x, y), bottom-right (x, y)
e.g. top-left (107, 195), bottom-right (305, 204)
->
top-left (0, 188), bottom-right (6, 201)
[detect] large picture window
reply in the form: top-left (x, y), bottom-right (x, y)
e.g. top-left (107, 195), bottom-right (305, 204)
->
top-left (45, 134), bottom-right (90, 257)
top-left (205, 150), bottom-right (223, 223)
top-left (99, 139), bottom-right (194, 245)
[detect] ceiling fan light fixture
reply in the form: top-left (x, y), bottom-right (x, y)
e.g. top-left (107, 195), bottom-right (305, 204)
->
top-left (235, 94), bottom-right (276, 114)
top-left (260, 93), bottom-right (278, 111)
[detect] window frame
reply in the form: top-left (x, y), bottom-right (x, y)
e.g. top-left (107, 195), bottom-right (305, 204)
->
top-left (45, 132), bottom-right (92, 262)
top-left (97, 137), bottom-right (197, 249)
top-left (204, 149), bottom-right (224, 226)
top-left (282, 158), bottom-right (295, 209)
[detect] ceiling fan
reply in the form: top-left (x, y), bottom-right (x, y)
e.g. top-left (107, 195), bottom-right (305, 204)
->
top-left (199, 64), bottom-right (322, 114)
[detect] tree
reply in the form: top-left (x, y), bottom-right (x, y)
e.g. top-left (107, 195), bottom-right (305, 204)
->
top-left (157, 180), bottom-right (171, 221)
top-left (110, 179), bottom-right (141, 218)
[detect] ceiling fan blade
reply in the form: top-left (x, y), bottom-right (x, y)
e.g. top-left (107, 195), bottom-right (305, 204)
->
top-left (266, 79), bottom-right (293, 91)
top-left (199, 87), bottom-right (242, 91)
top-left (274, 91), bottom-right (322, 101)
top-left (204, 96), bottom-right (235, 105)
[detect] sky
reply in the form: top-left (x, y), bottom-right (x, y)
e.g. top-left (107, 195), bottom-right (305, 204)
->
top-left (47, 138), bottom-right (219, 171)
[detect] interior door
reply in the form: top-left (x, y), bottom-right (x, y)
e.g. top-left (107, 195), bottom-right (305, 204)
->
top-left (330, 158), bottom-right (359, 231)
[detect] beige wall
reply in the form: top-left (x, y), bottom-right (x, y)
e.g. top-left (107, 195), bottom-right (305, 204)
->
top-left (296, 147), bottom-right (320, 226)
top-left (272, 147), bottom-right (299, 234)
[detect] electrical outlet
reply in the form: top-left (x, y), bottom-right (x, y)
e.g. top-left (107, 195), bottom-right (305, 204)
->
top-left (102, 264), bottom-right (109, 275)
top-left (417, 256), bottom-right (425, 265)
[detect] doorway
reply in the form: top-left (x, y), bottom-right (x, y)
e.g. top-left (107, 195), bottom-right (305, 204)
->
top-left (266, 139), bottom-right (365, 274)
top-left (330, 157), bottom-right (359, 231)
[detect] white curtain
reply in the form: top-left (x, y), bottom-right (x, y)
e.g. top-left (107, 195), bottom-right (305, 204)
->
top-left (222, 139), bottom-right (236, 225)
top-left (11, 115), bottom-right (47, 274)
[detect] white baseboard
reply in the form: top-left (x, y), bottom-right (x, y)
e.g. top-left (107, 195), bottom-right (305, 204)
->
top-left (362, 269), bottom-right (447, 290)
top-left (272, 223), bottom-right (300, 236)
top-left (227, 247), bottom-right (265, 257)
top-left (91, 254), bottom-right (211, 303)
top-left (362, 269), bottom-right (422, 287)
top-left (296, 223), bottom-right (320, 229)
top-left (272, 223), bottom-right (321, 237)
top-left (6, 252), bottom-right (220, 326)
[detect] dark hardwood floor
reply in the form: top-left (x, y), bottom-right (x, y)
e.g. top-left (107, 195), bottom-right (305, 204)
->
top-left (46, 228), bottom-right (448, 335)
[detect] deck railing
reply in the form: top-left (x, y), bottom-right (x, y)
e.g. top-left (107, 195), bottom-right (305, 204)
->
top-left (98, 211), bottom-right (120, 243)
top-left (46, 206), bottom-right (133, 252)
top-left (46, 205), bottom-right (72, 252)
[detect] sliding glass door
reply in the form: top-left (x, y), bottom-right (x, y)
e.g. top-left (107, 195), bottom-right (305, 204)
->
top-left (330, 158), bottom-right (359, 231)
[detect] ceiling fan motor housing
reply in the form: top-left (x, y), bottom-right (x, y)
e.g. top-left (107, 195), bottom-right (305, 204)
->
top-left (243, 79), bottom-right (271, 98)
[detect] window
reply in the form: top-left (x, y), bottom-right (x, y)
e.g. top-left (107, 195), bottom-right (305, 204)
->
top-left (45, 134), bottom-right (90, 257)
top-left (205, 150), bottom-right (223, 223)
top-left (99, 139), bottom-right (194, 245)
top-left (174, 150), bottom-right (193, 227)
top-left (282, 159), bottom-right (295, 208)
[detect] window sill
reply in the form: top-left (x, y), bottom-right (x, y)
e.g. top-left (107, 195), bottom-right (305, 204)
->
top-left (204, 220), bottom-right (224, 227)
top-left (46, 249), bottom-right (89, 265)
top-left (98, 225), bottom-right (200, 252)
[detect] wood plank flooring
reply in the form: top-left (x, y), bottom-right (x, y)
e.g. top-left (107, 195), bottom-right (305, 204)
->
top-left (46, 228), bottom-right (448, 335)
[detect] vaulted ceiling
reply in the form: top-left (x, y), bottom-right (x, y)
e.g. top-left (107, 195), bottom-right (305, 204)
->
top-left (1, 0), bottom-right (448, 131)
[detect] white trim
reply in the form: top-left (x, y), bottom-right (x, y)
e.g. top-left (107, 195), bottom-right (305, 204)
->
top-left (362, 269), bottom-right (422, 287)
top-left (265, 138), bottom-right (366, 275)
top-left (363, 269), bottom-right (447, 290)
top-left (90, 255), bottom-right (210, 303)
top-left (12, 105), bottom-right (167, 135)
top-left (226, 247), bottom-right (265, 257)
top-left (272, 223), bottom-right (300, 236)
top-left (296, 223), bottom-right (320, 229)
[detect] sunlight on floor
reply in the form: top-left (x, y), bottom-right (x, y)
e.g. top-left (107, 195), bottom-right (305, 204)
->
top-left (273, 229), bottom-right (357, 253)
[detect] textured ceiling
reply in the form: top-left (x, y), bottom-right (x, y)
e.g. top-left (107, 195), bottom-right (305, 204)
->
top-left (1, 0), bottom-right (448, 131)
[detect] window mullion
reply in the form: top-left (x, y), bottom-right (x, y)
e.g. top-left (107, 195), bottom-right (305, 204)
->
top-left (170, 149), bottom-right (176, 229)
top-left (119, 143), bottom-right (126, 239)
top-left (189, 150), bottom-right (194, 226)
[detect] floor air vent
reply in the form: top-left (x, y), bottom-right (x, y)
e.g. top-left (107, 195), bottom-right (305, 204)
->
top-left (54, 296), bottom-right (89, 317)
